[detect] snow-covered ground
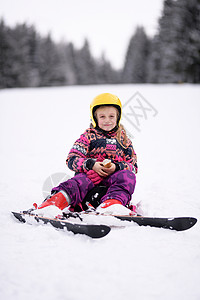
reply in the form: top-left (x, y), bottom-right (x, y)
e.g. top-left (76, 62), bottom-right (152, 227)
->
top-left (0, 84), bottom-right (200, 300)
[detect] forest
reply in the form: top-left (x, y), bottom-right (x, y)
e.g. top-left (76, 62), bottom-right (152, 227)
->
top-left (0, 0), bottom-right (199, 88)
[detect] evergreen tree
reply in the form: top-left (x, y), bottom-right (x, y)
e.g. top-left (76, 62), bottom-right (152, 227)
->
top-left (157, 0), bottom-right (177, 82)
top-left (62, 42), bottom-right (77, 85)
top-left (0, 22), bottom-right (41, 87)
top-left (0, 19), bottom-right (121, 88)
top-left (1, 0), bottom-right (200, 88)
top-left (0, 20), bottom-right (12, 88)
top-left (96, 53), bottom-right (120, 84)
top-left (181, 0), bottom-right (200, 83)
top-left (7, 24), bottom-right (34, 87)
top-left (151, 0), bottom-right (200, 83)
top-left (146, 36), bottom-right (160, 83)
top-left (37, 34), bottom-right (66, 86)
top-left (74, 39), bottom-right (97, 85)
top-left (122, 26), bottom-right (150, 83)
top-left (26, 26), bottom-right (40, 87)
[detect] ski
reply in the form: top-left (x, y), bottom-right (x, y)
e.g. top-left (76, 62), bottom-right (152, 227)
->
top-left (12, 210), bottom-right (197, 237)
top-left (113, 215), bottom-right (197, 231)
top-left (81, 212), bottom-right (197, 231)
top-left (11, 211), bottom-right (111, 239)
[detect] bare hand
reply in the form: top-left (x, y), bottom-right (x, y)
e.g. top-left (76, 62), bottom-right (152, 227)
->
top-left (104, 163), bottom-right (116, 175)
top-left (92, 162), bottom-right (116, 177)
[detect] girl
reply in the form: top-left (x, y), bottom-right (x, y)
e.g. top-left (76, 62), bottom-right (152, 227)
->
top-left (37, 93), bottom-right (138, 214)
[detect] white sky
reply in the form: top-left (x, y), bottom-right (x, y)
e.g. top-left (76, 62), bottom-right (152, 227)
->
top-left (0, 0), bottom-right (164, 69)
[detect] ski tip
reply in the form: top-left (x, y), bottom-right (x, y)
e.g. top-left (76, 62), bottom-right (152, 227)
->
top-left (186, 217), bottom-right (197, 229)
top-left (11, 211), bottom-right (26, 223)
top-left (87, 224), bottom-right (111, 238)
top-left (173, 217), bottom-right (197, 231)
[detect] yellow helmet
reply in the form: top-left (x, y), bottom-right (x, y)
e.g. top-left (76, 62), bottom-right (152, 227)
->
top-left (90, 93), bottom-right (122, 128)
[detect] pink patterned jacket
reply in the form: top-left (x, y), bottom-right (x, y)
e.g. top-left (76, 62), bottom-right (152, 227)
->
top-left (66, 127), bottom-right (138, 174)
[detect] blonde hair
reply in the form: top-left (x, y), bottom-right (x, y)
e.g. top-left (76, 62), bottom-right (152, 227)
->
top-left (116, 124), bottom-right (129, 149)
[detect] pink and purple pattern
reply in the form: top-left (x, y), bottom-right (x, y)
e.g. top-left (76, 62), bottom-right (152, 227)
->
top-left (66, 127), bottom-right (138, 174)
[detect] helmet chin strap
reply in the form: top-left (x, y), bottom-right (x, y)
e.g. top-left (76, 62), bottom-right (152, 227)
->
top-left (95, 125), bottom-right (119, 136)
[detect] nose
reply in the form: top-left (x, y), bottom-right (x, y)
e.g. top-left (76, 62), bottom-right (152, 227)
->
top-left (104, 117), bottom-right (110, 123)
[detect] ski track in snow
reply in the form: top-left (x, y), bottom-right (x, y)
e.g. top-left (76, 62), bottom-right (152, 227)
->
top-left (0, 84), bottom-right (200, 300)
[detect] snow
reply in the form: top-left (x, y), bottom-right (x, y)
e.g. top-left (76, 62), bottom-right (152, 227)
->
top-left (0, 84), bottom-right (200, 300)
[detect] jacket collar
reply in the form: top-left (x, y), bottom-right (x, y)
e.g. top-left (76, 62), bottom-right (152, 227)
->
top-left (95, 125), bottom-right (118, 137)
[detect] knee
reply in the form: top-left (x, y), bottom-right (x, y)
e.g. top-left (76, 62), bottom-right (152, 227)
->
top-left (117, 169), bottom-right (136, 182)
top-left (118, 170), bottom-right (136, 193)
top-left (112, 169), bottom-right (135, 188)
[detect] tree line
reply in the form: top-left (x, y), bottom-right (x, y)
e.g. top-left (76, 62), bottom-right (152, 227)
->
top-left (0, 0), bottom-right (199, 88)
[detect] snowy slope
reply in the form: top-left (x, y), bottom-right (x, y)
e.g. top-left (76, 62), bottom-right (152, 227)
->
top-left (0, 84), bottom-right (200, 300)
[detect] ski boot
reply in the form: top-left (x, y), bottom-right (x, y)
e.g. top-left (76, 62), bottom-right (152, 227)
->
top-left (38, 190), bottom-right (70, 210)
top-left (28, 191), bottom-right (71, 218)
top-left (96, 199), bottom-right (134, 215)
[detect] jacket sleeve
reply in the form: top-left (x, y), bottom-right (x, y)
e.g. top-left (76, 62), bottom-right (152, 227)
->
top-left (66, 130), bottom-right (95, 173)
top-left (115, 140), bottom-right (138, 174)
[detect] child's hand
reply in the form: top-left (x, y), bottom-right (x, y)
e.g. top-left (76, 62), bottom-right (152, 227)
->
top-left (103, 163), bottom-right (116, 175)
top-left (93, 162), bottom-right (116, 177)
top-left (93, 162), bottom-right (108, 177)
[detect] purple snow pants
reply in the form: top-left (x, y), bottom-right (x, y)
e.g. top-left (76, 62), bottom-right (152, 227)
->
top-left (52, 170), bottom-right (136, 207)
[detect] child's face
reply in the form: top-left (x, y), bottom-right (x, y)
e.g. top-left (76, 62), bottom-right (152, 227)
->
top-left (95, 106), bottom-right (118, 131)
